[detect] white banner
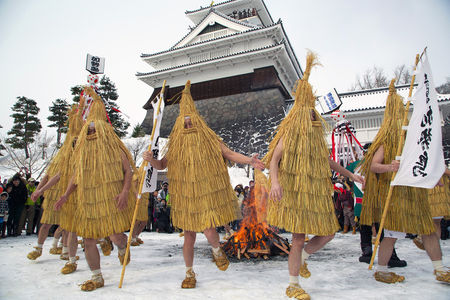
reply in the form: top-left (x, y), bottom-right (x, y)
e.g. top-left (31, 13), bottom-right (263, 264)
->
top-left (141, 95), bottom-right (165, 193)
top-left (391, 53), bottom-right (445, 188)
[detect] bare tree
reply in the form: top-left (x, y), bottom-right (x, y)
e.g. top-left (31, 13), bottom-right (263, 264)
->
top-left (436, 77), bottom-right (450, 94)
top-left (125, 137), bottom-right (149, 164)
top-left (394, 64), bottom-right (413, 85)
top-left (0, 132), bottom-right (57, 179)
top-left (351, 65), bottom-right (413, 91)
top-left (352, 67), bottom-right (385, 90)
top-left (373, 66), bottom-right (388, 87)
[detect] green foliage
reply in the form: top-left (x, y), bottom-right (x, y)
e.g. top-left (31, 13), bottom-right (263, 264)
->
top-left (131, 123), bottom-right (146, 138)
top-left (70, 85), bottom-right (83, 103)
top-left (48, 98), bottom-right (69, 146)
top-left (97, 76), bottom-right (130, 138)
top-left (6, 96), bottom-right (42, 158)
top-left (69, 76), bottom-right (130, 138)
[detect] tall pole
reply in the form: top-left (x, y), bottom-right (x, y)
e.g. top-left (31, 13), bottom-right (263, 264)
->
top-left (368, 51), bottom-right (423, 270)
top-left (119, 80), bottom-right (166, 287)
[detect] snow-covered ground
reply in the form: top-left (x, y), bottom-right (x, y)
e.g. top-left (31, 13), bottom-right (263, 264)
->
top-left (0, 232), bottom-right (448, 300)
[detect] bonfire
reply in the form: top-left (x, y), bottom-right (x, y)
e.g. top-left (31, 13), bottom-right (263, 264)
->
top-left (222, 172), bottom-right (290, 260)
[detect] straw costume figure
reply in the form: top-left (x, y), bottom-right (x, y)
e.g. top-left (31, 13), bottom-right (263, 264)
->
top-left (143, 81), bottom-right (264, 289)
top-left (426, 173), bottom-right (450, 237)
top-left (413, 170), bottom-right (450, 252)
top-left (359, 80), bottom-right (448, 283)
top-left (54, 96), bottom-right (137, 291)
top-left (130, 164), bottom-right (150, 246)
top-left (27, 104), bottom-right (82, 262)
top-left (347, 144), bottom-right (407, 268)
top-left (264, 52), bottom-right (364, 300)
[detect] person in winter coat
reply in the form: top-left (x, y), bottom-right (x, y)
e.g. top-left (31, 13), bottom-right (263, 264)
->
top-left (0, 191), bottom-right (9, 238)
top-left (7, 174), bottom-right (27, 236)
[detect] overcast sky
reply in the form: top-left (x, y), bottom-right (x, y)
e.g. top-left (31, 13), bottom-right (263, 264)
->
top-left (0, 0), bottom-right (449, 138)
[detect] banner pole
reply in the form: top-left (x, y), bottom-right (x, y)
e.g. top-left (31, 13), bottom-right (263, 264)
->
top-left (119, 80), bottom-right (166, 287)
top-left (368, 53), bottom-right (422, 270)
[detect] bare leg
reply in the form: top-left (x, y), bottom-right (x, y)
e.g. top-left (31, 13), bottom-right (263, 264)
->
top-left (378, 237), bottom-right (396, 266)
top-left (183, 231), bottom-right (196, 267)
top-left (433, 219), bottom-right (442, 240)
top-left (422, 233), bottom-right (442, 261)
top-left (54, 226), bottom-right (63, 239)
top-left (109, 232), bottom-right (127, 249)
top-left (37, 223), bottom-right (52, 245)
top-left (289, 233), bottom-right (305, 276)
top-left (203, 227), bottom-right (220, 248)
top-left (84, 238), bottom-right (100, 271)
top-left (132, 221), bottom-right (146, 238)
top-left (62, 230), bottom-right (68, 247)
top-left (68, 232), bottom-right (78, 257)
top-left (303, 234), bottom-right (335, 255)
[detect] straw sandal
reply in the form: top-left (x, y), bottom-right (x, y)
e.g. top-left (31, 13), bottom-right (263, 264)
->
top-left (61, 262), bottom-right (77, 274)
top-left (181, 270), bottom-right (196, 289)
top-left (212, 248), bottom-right (229, 271)
top-left (286, 284), bottom-right (310, 300)
top-left (27, 247), bottom-right (42, 260)
top-left (374, 271), bottom-right (405, 283)
top-left (299, 262), bottom-right (311, 278)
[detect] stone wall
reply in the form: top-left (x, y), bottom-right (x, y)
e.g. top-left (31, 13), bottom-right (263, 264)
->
top-left (142, 88), bottom-right (286, 156)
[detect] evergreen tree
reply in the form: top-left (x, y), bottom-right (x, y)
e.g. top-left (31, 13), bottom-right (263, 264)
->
top-left (48, 98), bottom-right (69, 147)
top-left (131, 123), bottom-right (146, 138)
top-left (6, 96), bottom-right (42, 158)
top-left (70, 85), bottom-right (83, 103)
top-left (97, 76), bottom-right (130, 138)
top-left (70, 76), bottom-right (129, 137)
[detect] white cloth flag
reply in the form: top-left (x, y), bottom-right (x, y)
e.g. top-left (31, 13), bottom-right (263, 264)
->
top-left (391, 53), bottom-right (445, 188)
top-left (141, 96), bottom-right (165, 193)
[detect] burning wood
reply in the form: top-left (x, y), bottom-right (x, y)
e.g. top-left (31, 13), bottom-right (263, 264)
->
top-left (222, 175), bottom-right (290, 259)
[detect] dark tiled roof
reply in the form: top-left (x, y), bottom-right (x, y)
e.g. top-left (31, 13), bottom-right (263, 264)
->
top-left (137, 40), bottom-right (285, 77)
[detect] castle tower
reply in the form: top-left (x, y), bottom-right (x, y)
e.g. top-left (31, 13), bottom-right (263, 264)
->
top-left (137, 0), bottom-right (303, 155)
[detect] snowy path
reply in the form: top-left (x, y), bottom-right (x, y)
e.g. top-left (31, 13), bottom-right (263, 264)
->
top-left (0, 232), bottom-right (448, 299)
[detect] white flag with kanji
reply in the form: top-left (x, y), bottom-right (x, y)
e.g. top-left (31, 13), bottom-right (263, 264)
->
top-left (391, 53), bottom-right (445, 188)
top-left (141, 95), bottom-right (165, 193)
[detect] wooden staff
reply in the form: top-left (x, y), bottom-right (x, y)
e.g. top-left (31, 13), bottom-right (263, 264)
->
top-left (369, 49), bottom-right (426, 270)
top-left (119, 80), bottom-right (166, 287)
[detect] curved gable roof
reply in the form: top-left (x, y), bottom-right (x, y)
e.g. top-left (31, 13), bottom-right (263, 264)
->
top-left (174, 9), bottom-right (257, 48)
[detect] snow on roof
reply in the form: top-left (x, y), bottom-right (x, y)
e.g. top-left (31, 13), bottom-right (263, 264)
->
top-left (336, 85), bottom-right (450, 113)
top-left (185, 0), bottom-right (235, 14)
top-left (137, 40), bottom-right (285, 77)
top-left (141, 19), bottom-right (279, 59)
top-left (171, 9), bottom-right (257, 49)
top-left (185, 0), bottom-right (274, 27)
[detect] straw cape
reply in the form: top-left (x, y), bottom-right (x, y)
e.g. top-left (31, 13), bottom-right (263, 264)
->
top-left (428, 175), bottom-right (450, 218)
top-left (165, 81), bottom-right (239, 232)
top-left (263, 52), bottom-right (339, 236)
top-left (134, 164), bottom-right (149, 222)
top-left (58, 95), bottom-right (85, 232)
top-left (41, 103), bottom-right (82, 226)
top-left (359, 80), bottom-right (434, 235)
top-left (70, 95), bottom-right (137, 239)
